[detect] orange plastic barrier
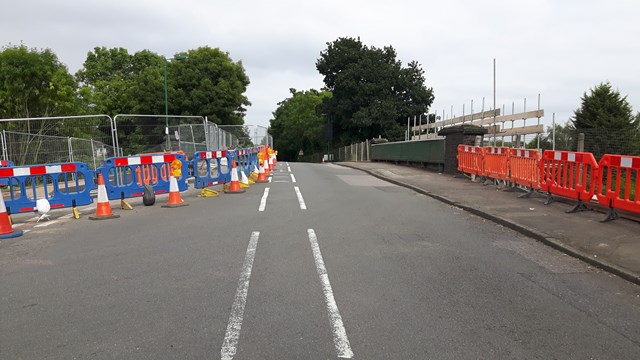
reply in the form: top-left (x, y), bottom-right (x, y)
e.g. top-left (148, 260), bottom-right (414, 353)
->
top-left (483, 146), bottom-right (510, 181)
top-left (596, 154), bottom-right (640, 220)
top-left (540, 150), bottom-right (599, 210)
top-left (509, 148), bottom-right (541, 189)
top-left (457, 145), bottom-right (484, 176)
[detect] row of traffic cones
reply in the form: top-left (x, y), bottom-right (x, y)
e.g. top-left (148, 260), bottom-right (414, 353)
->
top-left (89, 172), bottom-right (187, 220)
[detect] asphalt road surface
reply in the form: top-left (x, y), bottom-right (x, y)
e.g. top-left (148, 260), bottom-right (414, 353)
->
top-left (1, 161), bottom-right (640, 359)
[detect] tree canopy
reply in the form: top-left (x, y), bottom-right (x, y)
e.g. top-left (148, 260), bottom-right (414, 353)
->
top-left (316, 37), bottom-right (434, 145)
top-left (0, 44), bottom-right (78, 119)
top-left (571, 82), bottom-right (640, 157)
top-left (269, 88), bottom-right (331, 161)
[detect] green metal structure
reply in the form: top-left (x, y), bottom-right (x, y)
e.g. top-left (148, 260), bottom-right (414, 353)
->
top-left (371, 139), bottom-right (445, 165)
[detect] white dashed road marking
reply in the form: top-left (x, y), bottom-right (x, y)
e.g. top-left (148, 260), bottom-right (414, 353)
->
top-left (307, 229), bottom-right (353, 358)
top-left (221, 231), bottom-right (260, 360)
top-left (258, 187), bottom-right (270, 212)
top-left (290, 174), bottom-right (296, 183)
top-left (294, 186), bottom-right (307, 210)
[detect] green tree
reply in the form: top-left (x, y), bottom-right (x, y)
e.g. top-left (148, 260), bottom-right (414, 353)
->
top-left (270, 89), bottom-right (331, 161)
top-left (526, 122), bottom-right (575, 151)
top-left (171, 46), bottom-right (251, 126)
top-left (76, 47), bottom-right (137, 115)
top-left (316, 37), bottom-right (434, 145)
top-left (572, 82), bottom-right (640, 157)
top-left (0, 44), bottom-right (78, 119)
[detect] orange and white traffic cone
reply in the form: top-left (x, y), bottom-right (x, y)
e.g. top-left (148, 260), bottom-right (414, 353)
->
top-left (0, 193), bottom-right (23, 239)
top-left (264, 157), bottom-right (271, 177)
top-left (89, 173), bottom-right (120, 220)
top-left (224, 161), bottom-right (246, 194)
top-left (256, 161), bottom-right (268, 183)
top-left (162, 175), bottom-right (188, 208)
top-left (268, 155), bottom-right (275, 171)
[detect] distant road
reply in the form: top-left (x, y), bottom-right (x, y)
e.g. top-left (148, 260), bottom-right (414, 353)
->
top-left (1, 161), bottom-right (639, 359)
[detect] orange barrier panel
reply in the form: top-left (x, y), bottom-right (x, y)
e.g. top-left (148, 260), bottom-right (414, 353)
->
top-left (596, 154), bottom-right (640, 221)
top-left (483, 146), bottom-right (510, 181)
top-left (457, 145), bottom-right (484, 176)
top-left (540, 150), bottom-right (599, 211)
top-left (509, 148), bottom-right (541, 190)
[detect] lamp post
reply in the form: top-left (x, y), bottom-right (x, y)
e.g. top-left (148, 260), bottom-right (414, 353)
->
top-left (164, 55), bottom-right (189, 150)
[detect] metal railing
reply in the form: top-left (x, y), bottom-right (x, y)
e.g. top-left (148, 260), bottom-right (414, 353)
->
top-left (335, 140), bottom-right (371, 162)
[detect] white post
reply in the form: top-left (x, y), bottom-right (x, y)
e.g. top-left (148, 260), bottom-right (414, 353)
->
top-left (492, 58), bottom-right (496, 146)
top-left (552, 112), bottom-right (556, 150)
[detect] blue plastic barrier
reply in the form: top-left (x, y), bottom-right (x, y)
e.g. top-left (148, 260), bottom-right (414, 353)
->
top-left (0, 160), bottom-right (15, 187)
top-left (0, 162), bottom-right (95, 214)
top-left (192, 151), bottom-right (230, 188)
top-left (96, 153), bottom-right (189, 200)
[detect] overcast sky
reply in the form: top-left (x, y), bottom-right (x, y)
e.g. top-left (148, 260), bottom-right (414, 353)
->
top-left (2, 0), bottom-right (639, 131)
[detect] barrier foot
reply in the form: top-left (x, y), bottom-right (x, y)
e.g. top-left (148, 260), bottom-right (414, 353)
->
top-left (518, 189), bottom-right (533, 198)
top-left (566, 200), bottom-right (589, 213)
top-left (240, 183), bottom-right (250, 189)
top-left (601, 208), bottom-right (619, 222)
top-left (483, 178), bottom-right (494, 186)
top-left (73, 207), bottom-right (80, 219)
top-left (544, 193), bottom-right (554, 205)
top-left (121, 199), bottom-right (133, 210)
top-left (199, 188), bottom-right (219, 197)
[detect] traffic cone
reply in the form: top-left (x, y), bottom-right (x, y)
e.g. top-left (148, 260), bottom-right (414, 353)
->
top-left (268, 155), bottom-right (275, 171)
top-left (240, 170), bottom-right (253, 187)
top-left (224, 161), bottom-right (246, 194)
top-left (0, 193), bottom-right (23, 239)
top-left (89, 173), bottom-right (120, 220)
top-left (264, 157), bottom-right (271, 177)
top-left (162, 175), bottom-right (189, 208)
top-left (256, 161), bottom-right (268, 183)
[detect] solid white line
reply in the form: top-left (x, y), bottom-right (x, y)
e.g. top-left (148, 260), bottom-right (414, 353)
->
top-left (221, 231), bottom-right (260, 360)
top-left (290, 174), bottom-right (297, 183)
top-left (11, 223), bottom-right (25, 228)
top-left (34, 220), bottom-right (59, 228)
top-left (307, 229), bottom-right (353, 358)
top-left (258, 187), bottom-right (270, 212)
top-left (294, 186), bottom-right (307, 210)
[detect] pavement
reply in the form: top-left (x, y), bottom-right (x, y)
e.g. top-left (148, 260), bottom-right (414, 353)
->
top-left (339, 161), bottom-right (640, 286)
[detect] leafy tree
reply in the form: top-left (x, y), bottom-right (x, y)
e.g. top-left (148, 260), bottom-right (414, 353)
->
top-left (572, 82), bottom-right (640, 157)
top-left (526, 122), bottom-right (575, 151)
top-left (270, 88), bottom-right (331, 161)
top-left (0, 44), bottom-right (78, 119)
top-left (171, 46), bottom-right (251, 126)
top-left (316, 37), bottom-right (434, 145)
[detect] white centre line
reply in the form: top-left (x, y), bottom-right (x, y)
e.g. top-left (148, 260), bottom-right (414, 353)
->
top-left (221, 231), bottom-right (260, 360)
top-left (290, 174), bottom-right (297, 183)
top-left (258, 187), bottom-right (270, 212)
top-left (307, 229), bottom-right (354, 359)
top-left (287, 166), bottom-right (291, 172)
top-left (294, 186), bottom-right (307, 210)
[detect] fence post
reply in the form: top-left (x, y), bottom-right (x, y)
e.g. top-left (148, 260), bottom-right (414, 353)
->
top-left (1, 130), bottom-right (6, 161)
top-left (366, 139), bottom-right (370, 161)
top-left (68, 137), bottom-right (74, 162)
top-left (90, 139), bottom-right (96, 169)
top-left (577, 133), bottom-right (585, 152)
